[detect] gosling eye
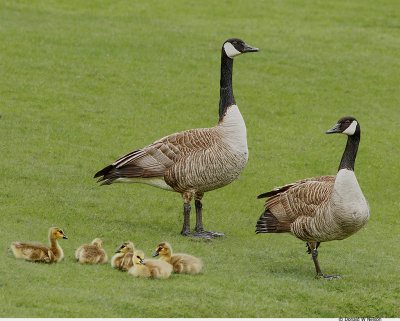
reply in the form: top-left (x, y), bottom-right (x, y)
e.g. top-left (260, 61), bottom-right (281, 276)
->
top-left (136, 256), bottom-right (140, 259)
top-left (58, 230), bottom-right (63, 234)
top-left (158, 247), bottom-right (162, 252)
top-left (121, 245), bottom-right (125, 248)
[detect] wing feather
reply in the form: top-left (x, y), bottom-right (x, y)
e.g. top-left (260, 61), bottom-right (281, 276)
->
top-left (260, 176), bottom-right (335, 222)
top-left (94, 128), bottom-right (219, 184)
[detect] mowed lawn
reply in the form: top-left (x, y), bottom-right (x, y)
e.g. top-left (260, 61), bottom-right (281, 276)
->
top-left (0, 0), bottom-right (399, 317)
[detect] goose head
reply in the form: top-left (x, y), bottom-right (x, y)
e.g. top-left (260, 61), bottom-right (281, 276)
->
top-left (134, 250), bottom-right (146, 265)
top-left (326, 117), bottom-right (360, 136)
top-left (152, 242), bottom-right (171, 257)
top-left (49, 227), bottom-right (68, 240)
top-left (114, 241), bottom-right (134, 254)
top-left (91, 238), bottom-right (103, 248)
top-left (223, 38), bottom-right (259, 59)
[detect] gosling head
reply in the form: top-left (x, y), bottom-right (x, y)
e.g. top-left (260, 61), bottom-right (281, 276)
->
top-left (134, 250), bottom-right (145, 265)
top-left (49, 227), bottom-right (68, 240)
top-left (91, 238), bottom-right (103, 248)
top-left (326, 117), bottom-right (360, 136)
top-left (114, 241), bottom-right (134, 254)
top-left (223, 38), bottom-right (259, 59)
top-left (153, 242), bottom-right (172, 257)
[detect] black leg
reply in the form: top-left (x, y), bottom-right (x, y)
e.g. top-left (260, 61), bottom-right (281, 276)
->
top-left (180, 202), bottom-right (210, 238)
top-left (192, 200), bottom-right (225, 238)
top-left (311, 248), bottom-right (340, 280)
top-left (194, 200), bottom-right (203, 232)
top-left (180, 200), bottom-right (226, 239)
top-left (180, 203), bottom-right (191, 236)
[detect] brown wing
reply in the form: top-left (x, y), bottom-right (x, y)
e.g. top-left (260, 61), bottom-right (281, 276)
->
top-left (13, 242), bottom-right (49, 253)
top-left (12, 242), bottom-right (50, 261)
top-left (94, 128), bottom-right (219, 185)
top-left (256, 176), bottom-right (335, 233)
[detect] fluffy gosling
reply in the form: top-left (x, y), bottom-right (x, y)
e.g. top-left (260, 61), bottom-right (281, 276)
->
top-left (153, 242), bottom-right (202, 274)
top-left (10, 227), bottom-right (68, 263)
top-left (128, 250), bottom-right (172, 279)
top-left (111, 241), bottom-right (134, 271)
top-left (75, 238), bottom-right (108, 264)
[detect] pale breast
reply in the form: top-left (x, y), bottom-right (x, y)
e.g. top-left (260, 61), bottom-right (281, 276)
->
top-left (329, 169), bottom-right (370, 238)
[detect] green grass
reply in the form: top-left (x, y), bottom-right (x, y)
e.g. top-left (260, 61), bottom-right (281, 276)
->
top-left (1, 0), bottom-right (399, 317)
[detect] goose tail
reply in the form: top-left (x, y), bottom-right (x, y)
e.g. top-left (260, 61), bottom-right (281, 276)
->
top-left (94, 164), bottom-right (117, 185)
top-left (256, 210), bottom-right (291, 234)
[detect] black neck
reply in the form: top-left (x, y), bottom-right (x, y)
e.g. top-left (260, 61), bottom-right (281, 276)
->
top-left (219, 51), bottom-right (236, 121)
top-left (338, 133), bottom-right (360, 171)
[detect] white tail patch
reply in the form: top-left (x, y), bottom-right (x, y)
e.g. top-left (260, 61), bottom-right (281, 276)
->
top-left (114, 177), bottom-right (174, 191)
top-left (343, 120), bottom-right (358, 135)
top-left (224, 42), bottom-right (241, 58)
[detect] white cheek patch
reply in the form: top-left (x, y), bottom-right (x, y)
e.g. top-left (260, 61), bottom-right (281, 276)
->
top-left (224, 42), bottom-right (241, 58)
top-left (342, 120), bottom-right (358, 135)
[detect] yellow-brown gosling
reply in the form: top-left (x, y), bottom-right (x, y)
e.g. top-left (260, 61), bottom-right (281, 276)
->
top-left (10, 227), bottom-right (68, 263)
top-left (128, 250), bottom-right (172, 279)
top-left (111, 241), bottom-right (134, 271)
top-left (153, 242), bottom-right (202, 274)
top-left (75, 238), bottom-right (108, 264)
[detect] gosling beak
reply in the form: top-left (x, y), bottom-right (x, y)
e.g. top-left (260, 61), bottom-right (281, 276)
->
top-left (326, 123), bottom-right (342, 134)
top-left (114, 249), bottom-right (121, 253)
top-left (140, 259), bottom-right (145, 265)
top-left (152, 251), bottom-right (159, 257)
top-left (243, 43), bottom-right (259, 53)
top-left (63, 235), bottom-right (68, 239)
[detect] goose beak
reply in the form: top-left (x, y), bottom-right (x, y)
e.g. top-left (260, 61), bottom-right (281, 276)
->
top-left (152, 252), bottom-right (159, 257)
top-left (243, 43), bottom-right (259, 53)
top-left (140, 259), bottom-right (145, 265)
top-left (114, 249), bottom-right (121, 253)
top-left (326, 123), bottom-right (341, 134)
top-left (63, 235), bottom-right (68, 239)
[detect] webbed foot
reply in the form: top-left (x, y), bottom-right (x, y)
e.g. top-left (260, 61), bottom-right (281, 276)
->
top-left (181, 230), bottom-right (225, 239)
top-left (315, 274), bottom-right (341, 280)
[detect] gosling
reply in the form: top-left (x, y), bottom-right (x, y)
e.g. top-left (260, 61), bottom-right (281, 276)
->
top-left (153, 242), bottom-right (202, 274)
top-left (10, 227), bottom-right (68, 263)
top-left (128, 250), bottom-right (172, 279)
top-left (75, 238), bottom-right (108, 264)
top-left (111, 241), bottom-right (134, 271)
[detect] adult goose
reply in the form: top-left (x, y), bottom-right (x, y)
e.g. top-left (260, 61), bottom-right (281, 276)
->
top-left (94, 38), bottom-right (258, 238)
top-left (256, 117), bottom-right (370, 279)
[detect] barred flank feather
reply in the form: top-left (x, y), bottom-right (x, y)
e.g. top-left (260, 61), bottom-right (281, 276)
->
top-left (94, 108), bottom-right (248, 194)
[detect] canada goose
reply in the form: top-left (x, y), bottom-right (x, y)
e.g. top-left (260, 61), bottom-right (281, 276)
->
top-left (111, 241), bottom-right (134, 271)
top-left (128, 250), bottom-right (172, 279)
top-left (94, 38), bottom-right (258, 238)
top-left (256, 117), bottom-right (370, 279)
top-left (10, 227), bottom-right (68, 263)
top-left (153, 242), bottom-right (203, 274)
top-left (75, 238), bottom-right (108, 264)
